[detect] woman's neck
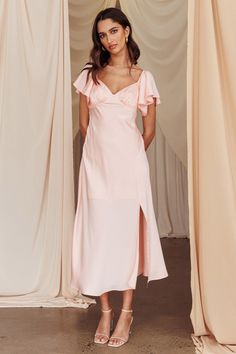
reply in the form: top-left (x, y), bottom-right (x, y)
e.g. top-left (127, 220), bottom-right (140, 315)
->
top-left (108, 51), bottom-right (131, 68)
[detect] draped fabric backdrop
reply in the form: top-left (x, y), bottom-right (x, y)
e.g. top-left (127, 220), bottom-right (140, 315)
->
top-left (187, 0), bottom-right (236, 352)
top-left (119, 0), bottom-right (189, 238)
top-left (0, 0), bottom-right (94, 308)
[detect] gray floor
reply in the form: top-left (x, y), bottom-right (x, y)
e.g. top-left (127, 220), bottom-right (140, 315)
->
top-left (0, 239), bottom-right (194, 354)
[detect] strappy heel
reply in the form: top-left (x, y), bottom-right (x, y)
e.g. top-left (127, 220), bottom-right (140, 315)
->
top-left (108, 308), bottom-right (133, 348)
top-left (94, 308), bottom-right (114, 344)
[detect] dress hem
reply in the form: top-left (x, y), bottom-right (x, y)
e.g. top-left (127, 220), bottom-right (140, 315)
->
top-left (71, 272), bottom-right (168, 297)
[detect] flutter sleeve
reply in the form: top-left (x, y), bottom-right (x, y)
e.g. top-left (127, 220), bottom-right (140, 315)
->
top-left (138, 70), bottom-right (161, 117)
top-left (73, 65), bottom-right (93, 97)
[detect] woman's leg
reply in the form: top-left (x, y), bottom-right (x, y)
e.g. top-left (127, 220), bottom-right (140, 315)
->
top-left (94, 291), bottom-right (113, 343)
top-left (122, 289), bottom-right (134, 310)
top-left (108, 289), bottom-right (134, 345)
top-left (100, 291), bottom-right (112, 310)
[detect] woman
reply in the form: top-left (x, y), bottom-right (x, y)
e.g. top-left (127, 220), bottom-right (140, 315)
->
top-left (71, 7), bottom-right (168, 348)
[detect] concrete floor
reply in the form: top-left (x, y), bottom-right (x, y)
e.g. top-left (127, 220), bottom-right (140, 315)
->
top-left (0, 239), bottom-right (194, 354)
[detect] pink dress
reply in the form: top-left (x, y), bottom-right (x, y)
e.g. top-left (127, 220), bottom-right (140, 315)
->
top-left (71, 65), bottom-right (168, 297)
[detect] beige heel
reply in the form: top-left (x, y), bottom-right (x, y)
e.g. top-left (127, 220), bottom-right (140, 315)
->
top-left (108, 308), bottom-right (133, 348)
top-left (94, 308), bottom-right (114, 344)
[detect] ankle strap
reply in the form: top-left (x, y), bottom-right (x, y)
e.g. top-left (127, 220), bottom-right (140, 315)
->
top-left (121, 308), bottom-right (133, 313)
top-left (101, 308), bottom-right (112, 313)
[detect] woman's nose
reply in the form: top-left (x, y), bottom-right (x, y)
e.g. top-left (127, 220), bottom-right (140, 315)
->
top-left (107, 35), bottom-right (112, 43)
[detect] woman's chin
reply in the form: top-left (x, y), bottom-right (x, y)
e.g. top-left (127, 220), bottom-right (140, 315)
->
top-left (108, 46), bottom-right (124, 55)
top-left (108, 48), bottom-right (118, 54)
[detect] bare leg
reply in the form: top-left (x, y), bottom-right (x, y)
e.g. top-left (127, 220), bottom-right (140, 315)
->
top-left (94, 291), bottom-right (113, 343)
top-left (122, 289), bottom-right (134, 310)
top-left (100, 291), bottom-right (112, 310)
top-left (108, 289), bottom-right (134, 346)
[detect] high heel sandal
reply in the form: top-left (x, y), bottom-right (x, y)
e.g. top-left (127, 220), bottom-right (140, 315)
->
top-left (94, 308), bottom-right (114, 344)
top-left (108, 308), bottom-right (133, 348)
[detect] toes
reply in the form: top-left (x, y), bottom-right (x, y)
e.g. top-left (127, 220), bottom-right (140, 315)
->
top-left (95, 335), bottom-right (106, 343)
top-left (110, 338), bottom-right (122, 346)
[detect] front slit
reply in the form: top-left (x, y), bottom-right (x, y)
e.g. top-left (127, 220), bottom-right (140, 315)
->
top-left (137, 204), bottom-right (150, 285)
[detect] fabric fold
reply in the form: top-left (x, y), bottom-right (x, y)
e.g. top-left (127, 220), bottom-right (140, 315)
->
top-left (73, 67), bottom-right (93, 99)
top-left (138, 70), bottom-right (161, 117)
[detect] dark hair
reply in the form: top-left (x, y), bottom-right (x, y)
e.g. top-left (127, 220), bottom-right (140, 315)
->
top-left (82, 7), bottom-right (140, 84)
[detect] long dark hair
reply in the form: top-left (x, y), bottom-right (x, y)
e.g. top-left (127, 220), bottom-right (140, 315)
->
top-left (82, 7), bottom-right (140, 84)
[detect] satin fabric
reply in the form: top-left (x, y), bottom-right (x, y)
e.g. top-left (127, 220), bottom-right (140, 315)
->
top-left (71, 67), bottom-right (168, 296)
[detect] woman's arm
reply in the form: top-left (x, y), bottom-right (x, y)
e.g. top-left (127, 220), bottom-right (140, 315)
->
top-left (141, 102), bottom-right (156, 151)
top-left (79, 92), bottom-right (90, 140)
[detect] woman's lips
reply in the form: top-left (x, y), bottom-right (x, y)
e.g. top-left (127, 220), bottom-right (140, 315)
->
top-left (109, 44), bottom-right (117, 50)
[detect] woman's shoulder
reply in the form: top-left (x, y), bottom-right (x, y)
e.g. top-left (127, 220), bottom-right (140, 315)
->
top-left (131, 65), bottom-right (154, 79)
top-left (131, 64), bottom-right (145, 81)
top-left (73, 63), bottom-right (94, 94)
top-left (82, 63), bottom-right (93, 70)
top-left (79, 63), bottom-right (93, 77)
top-left (132, 64), bottom-right (143, 69)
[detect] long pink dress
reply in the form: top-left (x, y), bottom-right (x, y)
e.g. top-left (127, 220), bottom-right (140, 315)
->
top-left (71, 65), bottom-right (168, 297)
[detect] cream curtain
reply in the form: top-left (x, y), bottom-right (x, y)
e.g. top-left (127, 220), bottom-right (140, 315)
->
top-left (119, 0), bottom-right (189, 238)
top-left (0, 0), bottom-right (94, 308)
top-left (187, 0), bottom-right (236, 352)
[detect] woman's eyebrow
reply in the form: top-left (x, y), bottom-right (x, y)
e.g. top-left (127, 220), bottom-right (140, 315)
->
top-left (98, 26), bottom-right (119, 34)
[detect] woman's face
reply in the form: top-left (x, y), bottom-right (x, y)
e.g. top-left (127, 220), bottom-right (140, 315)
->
top-left (97, 18), bottom-right (129, 54)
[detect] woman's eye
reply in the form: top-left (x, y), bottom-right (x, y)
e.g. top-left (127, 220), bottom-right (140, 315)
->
top-left (99, 29), bottom-right (117, 39)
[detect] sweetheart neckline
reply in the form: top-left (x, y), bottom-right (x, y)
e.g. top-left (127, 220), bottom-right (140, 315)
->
top-left (96, 70), bottom-right (145, 96)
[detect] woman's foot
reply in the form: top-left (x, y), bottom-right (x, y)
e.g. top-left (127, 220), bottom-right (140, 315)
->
top-left (108, 309), bottom-right (133, 347)
top-left (94, 308), bottom-right (114, 344)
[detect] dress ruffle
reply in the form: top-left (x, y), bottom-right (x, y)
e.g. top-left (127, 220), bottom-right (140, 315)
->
top-left (73, 67), bottom-right (161, 115)
top-left (73, 66), bottom-right (93, 98)
top-left (138, 70), bottom-right (161, 117)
